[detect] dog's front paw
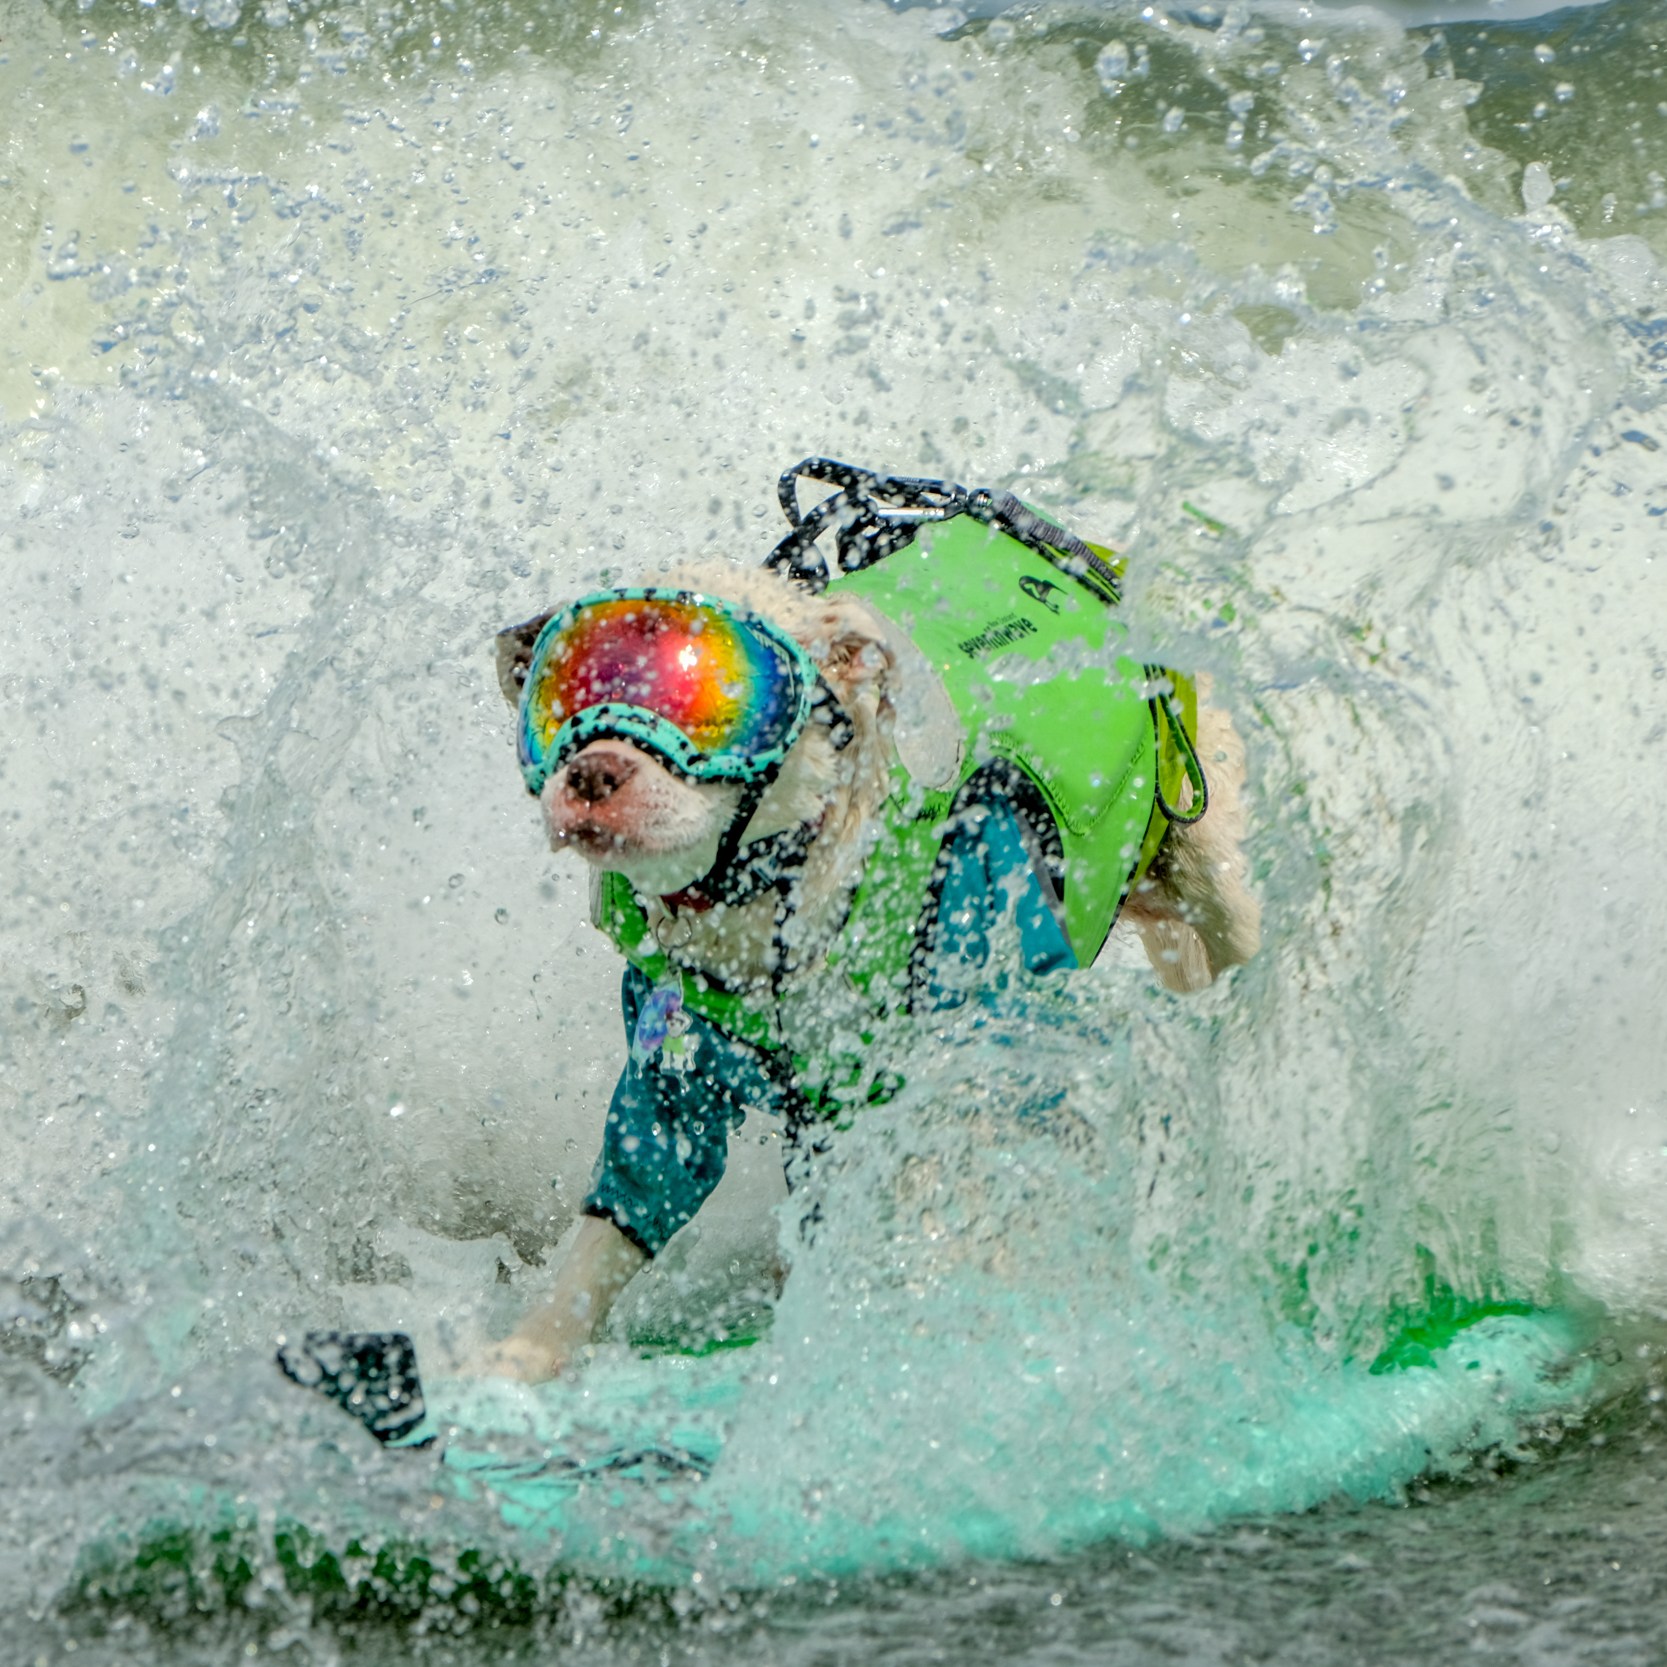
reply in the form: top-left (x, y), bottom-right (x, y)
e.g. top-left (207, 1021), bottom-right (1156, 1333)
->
top-left (454, 1333), bottom-right (573, 1385)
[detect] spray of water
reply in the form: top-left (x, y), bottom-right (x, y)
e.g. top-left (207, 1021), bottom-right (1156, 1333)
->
top-left (3, 0), bottom-right (1665, 1626)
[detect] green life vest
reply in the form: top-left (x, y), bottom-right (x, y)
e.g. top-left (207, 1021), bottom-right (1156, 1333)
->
top-left (594, 502), bottom-right (1204, 1052)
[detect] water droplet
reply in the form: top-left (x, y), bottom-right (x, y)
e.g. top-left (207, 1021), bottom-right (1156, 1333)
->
top-left (1522, 161), bottom-right (1555, 212)
top-left (1096, 41), bottom-right (1129, 83)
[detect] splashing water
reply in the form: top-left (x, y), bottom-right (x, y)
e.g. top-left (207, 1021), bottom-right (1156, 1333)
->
top-left (4, 0), bottom-right (1667, 1658)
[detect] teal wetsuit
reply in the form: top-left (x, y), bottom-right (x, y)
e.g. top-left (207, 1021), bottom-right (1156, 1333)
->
top-left (581, 791), bottom-right (1074, 1256)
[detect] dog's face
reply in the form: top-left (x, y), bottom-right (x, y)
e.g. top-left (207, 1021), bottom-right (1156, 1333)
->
top-left (496, 570), bottom-right (907, 901)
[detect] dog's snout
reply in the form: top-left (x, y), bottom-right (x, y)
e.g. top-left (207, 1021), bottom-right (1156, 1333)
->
top-left (564, 749), bottom-right (638, 805)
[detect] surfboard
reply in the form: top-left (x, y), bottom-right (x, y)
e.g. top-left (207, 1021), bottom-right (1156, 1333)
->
top-left (67, 1300), bottom-right (1605, 1620)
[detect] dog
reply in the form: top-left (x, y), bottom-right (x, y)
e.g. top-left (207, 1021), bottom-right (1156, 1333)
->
top-left (475, 534), bottom-right (1259, 1382)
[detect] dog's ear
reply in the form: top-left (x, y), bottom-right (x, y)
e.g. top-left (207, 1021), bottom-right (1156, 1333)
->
top-left (493, 611), bottom-right (554, 707)
top-left (809, 601), bottom-right (895, 694)
top-left (494, 614), bottom-right (552, 707)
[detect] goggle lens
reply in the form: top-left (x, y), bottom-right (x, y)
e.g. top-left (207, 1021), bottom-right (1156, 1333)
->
top-left (518, 593), bottom-right (807, 786)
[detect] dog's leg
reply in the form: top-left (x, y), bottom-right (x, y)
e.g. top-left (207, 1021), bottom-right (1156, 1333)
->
top-left (1125, 695), bottom-right (1261, 992)
top-left (467, 1215), bottom-right (647, 1383)
top-left (1127, 910), bottom-right (1216, 993)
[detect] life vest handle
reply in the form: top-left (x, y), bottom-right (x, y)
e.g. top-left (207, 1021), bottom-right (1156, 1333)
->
top-left (776, 456), bottom-right (964, 530)
top-left (767, 457), bottom-right (1122, 605)
top-left (768, 458), bottom-right (964, 591)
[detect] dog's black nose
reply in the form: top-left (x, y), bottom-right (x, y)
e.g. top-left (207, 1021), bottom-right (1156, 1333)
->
top-left (564, 748), bottom-right (638, 804)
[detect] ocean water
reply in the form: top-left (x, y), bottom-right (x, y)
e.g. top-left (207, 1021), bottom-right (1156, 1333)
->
top-left (4, 0), bottom-right (1667, 1659)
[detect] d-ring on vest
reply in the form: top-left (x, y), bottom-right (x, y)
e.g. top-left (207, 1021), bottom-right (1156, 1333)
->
top-left (596, 459), bottom-right (1209, 1050)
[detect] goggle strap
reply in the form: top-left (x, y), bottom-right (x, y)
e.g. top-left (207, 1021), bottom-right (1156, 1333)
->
top-left (814, 678), bottom-right (856, 754)
top-left (668, 685), bottom-right (852, 906)
top-left (662, 812), bottom-right (819, 915)
top-left (692, 775), bottom-right (774, 907)
top-left (705, 685), bottom-right (851, 891)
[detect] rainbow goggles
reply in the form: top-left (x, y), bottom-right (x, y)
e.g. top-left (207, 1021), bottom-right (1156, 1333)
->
top-left (515, 589), bottom-right (821, 796)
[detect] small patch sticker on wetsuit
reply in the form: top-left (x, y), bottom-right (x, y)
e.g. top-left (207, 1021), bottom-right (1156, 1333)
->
top-left (632, 982), bottom-right (698, 1073)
